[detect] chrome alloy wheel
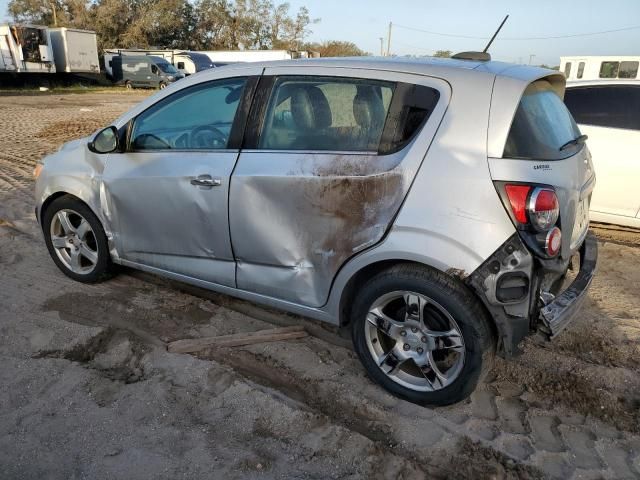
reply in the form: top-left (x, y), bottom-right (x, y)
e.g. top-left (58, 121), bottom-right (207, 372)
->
top-left (364, 291), bottom-right (466, 392)
top-left (49, 209), bottom-right (99, 274)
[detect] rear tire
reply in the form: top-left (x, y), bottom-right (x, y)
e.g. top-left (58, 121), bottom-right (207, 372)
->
top-left (125, 80), bottom-right (132, 90)
top-left (351, 264), bottom-right (495, 406)
top-left (42, 195), bottom-right (115, 284)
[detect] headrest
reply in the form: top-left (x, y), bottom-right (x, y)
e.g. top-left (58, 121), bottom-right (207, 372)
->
top-left (290, 85), bottom-right (332, 130)
top-left (353, 86), bottom-right (386, 130)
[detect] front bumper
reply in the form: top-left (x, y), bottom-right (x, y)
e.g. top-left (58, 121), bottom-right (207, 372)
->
top-left (538, 231), bottom-right (598, 338)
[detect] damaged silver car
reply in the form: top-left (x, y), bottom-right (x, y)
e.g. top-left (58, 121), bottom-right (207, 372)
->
top-left (35, 56), bottom-right (597, 405)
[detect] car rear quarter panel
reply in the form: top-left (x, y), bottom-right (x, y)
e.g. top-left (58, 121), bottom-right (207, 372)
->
top-left (324, 69), bottom-right (518, 321)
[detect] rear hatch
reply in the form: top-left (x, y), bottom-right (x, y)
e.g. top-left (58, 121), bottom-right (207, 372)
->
top-left (487, 78), bottom-right (595, 261)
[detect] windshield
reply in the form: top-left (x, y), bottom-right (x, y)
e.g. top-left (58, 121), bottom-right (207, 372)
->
top-left (503, 81), bottom-right (582, 160)
top-left (158, 62), bottom-right (178, 74)
top-left (189, 53), bottom-right (214, 71)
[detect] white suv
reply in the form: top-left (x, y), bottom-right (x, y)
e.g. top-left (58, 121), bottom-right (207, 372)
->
top-left (35, 57), bottom-right (597, 405)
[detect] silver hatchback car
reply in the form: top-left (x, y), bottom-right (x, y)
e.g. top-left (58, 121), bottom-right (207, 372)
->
top-left (35, 57), bottom-right (597, 405)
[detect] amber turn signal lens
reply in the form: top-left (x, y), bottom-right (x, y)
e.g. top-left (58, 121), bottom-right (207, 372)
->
top-left (33, 163), bottom-right (43, 179)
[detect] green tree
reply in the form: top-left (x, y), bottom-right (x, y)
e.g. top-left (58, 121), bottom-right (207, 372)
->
top-left (302, 40), bottom-right (367, 57)
top-left (7, 0), bottom-right (319, 52)
top-left (433, 50), bottom-right (452, 58)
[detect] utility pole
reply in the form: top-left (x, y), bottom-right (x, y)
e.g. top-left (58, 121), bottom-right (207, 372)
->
top-left (529, 54), bottom-right (536, 65)
top-left (49, 1), bottom-right (58, 26)
top-left (379, 37), bottom-right (384, 56)
top-left (386, 22), bottom-right (392, 56)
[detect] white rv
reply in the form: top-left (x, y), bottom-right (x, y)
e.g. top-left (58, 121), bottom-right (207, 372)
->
top-left (199, 50), bottom-right (293, 64)
top-left (560, 56), bottom-right (639, 82)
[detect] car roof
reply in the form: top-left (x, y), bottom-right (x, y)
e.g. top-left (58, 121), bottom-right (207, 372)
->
top-left (196, 55), bottom-right (561, 85)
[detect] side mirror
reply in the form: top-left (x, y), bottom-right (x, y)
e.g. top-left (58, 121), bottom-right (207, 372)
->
top-left (88, 126), bottom-right (118, 154)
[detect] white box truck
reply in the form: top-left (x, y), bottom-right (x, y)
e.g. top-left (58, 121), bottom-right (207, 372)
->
top-left (0, 23), bottom-right (56, 74)
top-left (49, 28), bottom-right (99, 73)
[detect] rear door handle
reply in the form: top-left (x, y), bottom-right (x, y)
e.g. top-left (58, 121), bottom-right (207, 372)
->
top-left (190, 175), bottom-right (222, 188)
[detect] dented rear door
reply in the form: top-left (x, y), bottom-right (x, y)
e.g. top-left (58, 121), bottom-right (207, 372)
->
top-left (229, 66), bottom-right (448, 307)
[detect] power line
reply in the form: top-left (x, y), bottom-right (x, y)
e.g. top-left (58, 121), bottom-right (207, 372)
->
top-left (393, 23), bottom-right (640, 41)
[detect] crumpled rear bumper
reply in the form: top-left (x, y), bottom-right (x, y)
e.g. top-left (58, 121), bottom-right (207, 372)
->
top-left (539, 231), bottom-right (598, 338)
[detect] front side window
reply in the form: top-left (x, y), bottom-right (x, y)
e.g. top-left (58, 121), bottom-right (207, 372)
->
top-left (577, 62), bottom-right (585, 79)
top-left (619, 61), bottom-right (639, 79)
top-left (130, 77), bottom-right (247, 150)
top-left (503, 81), bottom-right (581, 160)
top-left (564, 85), bottom-right (640, 130)
top-left (259, 77), bottom-right (394, 151)
top-left (599, 61), bottom-right (619, 78)
top-left (564, 62), bottom-right (572, 77)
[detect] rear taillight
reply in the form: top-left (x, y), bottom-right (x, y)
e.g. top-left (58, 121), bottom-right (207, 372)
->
top-left (503, 184), bottom-right (559, 232)
top-left (502, 183), bottom-right (563, 258)
top-left (504, 184), bottom-right (530, 224)
top-left (529, 188), bottom-right (559, 231)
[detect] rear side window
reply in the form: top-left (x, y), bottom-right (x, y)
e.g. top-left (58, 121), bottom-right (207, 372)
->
top-left (564, 62), bottom-right (572, 77)
top-left (599, 61), bottom-right (619, 78)
top-left (257, 76), bottom-right (440, 153)
top-left (564, 85), bottom-right (640, 130)
top-left (503, 81), bottom-right (581, 160)
top-left (577, 62), bottom-right (585, 79)
top-left (619, 61), bottom-right (639, 78)
top-left (259, 77), bottom-right (394, 151)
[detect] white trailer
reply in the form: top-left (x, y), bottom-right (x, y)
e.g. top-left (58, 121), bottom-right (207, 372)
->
top-left (0, 23), bottom-right (55, 73)
top-left (49, 28), bottom-right (99, 73)
top-left (560, 56), bottom-right (639, 82)
top-left (200, 50), bottom-right (293, 64)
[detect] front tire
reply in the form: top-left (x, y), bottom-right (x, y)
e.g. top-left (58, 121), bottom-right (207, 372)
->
top-left (351, 264), bottom-right (495, 406)
top-left (124, 80), bottom-right (132, 90)
top-left (42, 195), bottom-right (114, 283)
top-left (159, 81), bottom-right (167, 89)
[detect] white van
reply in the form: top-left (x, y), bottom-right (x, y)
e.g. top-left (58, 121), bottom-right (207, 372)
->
top-left (563, 75), bottom-right (640, 228)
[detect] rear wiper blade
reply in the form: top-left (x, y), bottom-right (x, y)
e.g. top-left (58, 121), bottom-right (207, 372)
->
top-left (559, 134), bottom-right (588, 151)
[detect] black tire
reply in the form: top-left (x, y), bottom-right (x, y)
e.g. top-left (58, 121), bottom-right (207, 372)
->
top-left (351, 263), bottom-right (495, 406)
top-left (42, 195), bottom-right (115, 283)
top-left (125, 80), bottom-right (132, 90)
top-left (159, 81), bottom-right (167, 89)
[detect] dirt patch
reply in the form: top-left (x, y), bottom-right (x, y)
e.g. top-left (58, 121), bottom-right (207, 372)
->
top-left (493, 356), bottom-right (640, 434)
top-left (36, 118), bottom-right (110, 144)
top-left (455, 438), bottom-right (545, 480)
top-left (592, 222), bottom-right (640, 248)
top-left (34, 328), bottom-right (150, 384)
top-left (41, 285), bottom-right (216, 344)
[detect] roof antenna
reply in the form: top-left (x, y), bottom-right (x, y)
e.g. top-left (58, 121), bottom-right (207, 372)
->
top-left (451, 14), bottom-right (509, 62)
top-left (483, 14), bottom-right (509, 53)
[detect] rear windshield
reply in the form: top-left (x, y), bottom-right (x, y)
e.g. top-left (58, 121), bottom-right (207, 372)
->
top-left (503, 81), bottom-right (582, 160)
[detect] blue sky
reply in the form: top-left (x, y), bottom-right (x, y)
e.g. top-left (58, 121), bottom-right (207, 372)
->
top-left (2, 0), bottom-right (639, 65)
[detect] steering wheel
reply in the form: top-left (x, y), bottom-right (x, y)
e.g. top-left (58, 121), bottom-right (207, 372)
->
top-left (132, 133), bottom-right (172, 150)
top-left (190, 125), bottom-right (228, 149)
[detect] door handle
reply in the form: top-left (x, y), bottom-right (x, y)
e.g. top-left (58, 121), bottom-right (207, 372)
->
top-left (190, 175), bottom-right (222, 187)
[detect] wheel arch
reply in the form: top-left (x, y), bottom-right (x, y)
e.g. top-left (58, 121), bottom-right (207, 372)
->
top-left (39, 191), bottom-right (105, 235)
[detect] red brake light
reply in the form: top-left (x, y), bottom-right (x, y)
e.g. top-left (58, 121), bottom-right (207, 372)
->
top-left (504, 184), bottom-right (531, 225)
top-left (529, 188), bottom-right (559, 231)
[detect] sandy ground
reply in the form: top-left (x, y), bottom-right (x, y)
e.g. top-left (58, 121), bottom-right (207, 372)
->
top-left (1, 91), bottom-right (640, 479)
